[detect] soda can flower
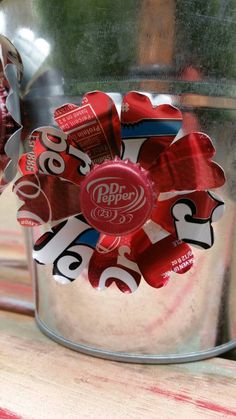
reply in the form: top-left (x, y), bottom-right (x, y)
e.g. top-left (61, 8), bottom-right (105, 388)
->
top-left (0, 35), bottom-right (23, 193)
top-left (14, 91), bottom-right (225, 293)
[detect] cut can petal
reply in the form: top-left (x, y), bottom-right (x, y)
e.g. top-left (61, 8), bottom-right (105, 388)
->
top-left (54, 91), bottom-right (121, 162)
top-left (0, 35), bottom-right (23, 190)
top-left (33, 214), bottom-right (99, 284)
top-left (0, 35), bottom-right (23, 83)
top-left (0, 85), bottom-right (19, 154)
top-left (132, 222), bottom-right (194, 288)
top-left (14, 174), bottom-right (81, 226)
top-left (88, 234), bottom-right (141, 293)
top-left (151, 191), bottom-right (224, 249)
top-left (150, 132), bottom-right (226, 191)
top-left (121, 91), bottom-right (182, 167)
top-left (19, 126), bottom-right (91, 185)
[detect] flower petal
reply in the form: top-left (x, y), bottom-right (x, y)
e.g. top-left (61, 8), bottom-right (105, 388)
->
top-left (19, 126), bottom-right (91, 185)
top-left (0, 85), bottom-right (19, 154)
top-left (131, 222), bottom-right (194, 288)
top-left (150, 132), bottom-right (225, 191)
top-left (0, 35), bottom-right (23, 190)
top-left (88, 234), bottom-right (141, 293)
top-left (13, 174), bottom-right (81, 226)
top-left (0, 35), bottom-right (23, 82)
top-left (151, 190), bottom-right (224, 249)
top-left (54, 91), bottom-right (121, 162)
top-left (33, 214), bottom-right (99, 284)
top-left (121, 91), bottom-right (182, 167)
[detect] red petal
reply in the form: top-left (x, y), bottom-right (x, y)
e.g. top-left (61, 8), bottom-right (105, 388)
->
top-left (88, 234), bottom-right (141, 293)
top-left (132, 225), bottom-right (194, 288)
top-left (33, 214), bottom-right (99, 284)
top-left (121, 92), bottom-right (182, 167)
top-left (150, 132), bottom-right (225, 191)
top-left (54, 91), bottom-right (121, 163)
top-left (121, 92), bottom-right (182, 123)
top-left (13, 174), bottom-right (80, 226)
top-left (151, 191), bottom-right (224, 249)
top-left (19, 127), bottom-right (91, 185)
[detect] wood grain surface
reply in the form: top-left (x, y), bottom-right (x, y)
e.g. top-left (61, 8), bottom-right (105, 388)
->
top-left (0, 310), bottom-right (235, 419)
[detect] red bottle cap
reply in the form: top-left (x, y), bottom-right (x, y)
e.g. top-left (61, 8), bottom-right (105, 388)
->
top-left (80, 158), bottom-right (156, 236)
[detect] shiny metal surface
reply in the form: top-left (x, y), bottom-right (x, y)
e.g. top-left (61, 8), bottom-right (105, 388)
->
top-left (2, 0), bottom-right (236, 361)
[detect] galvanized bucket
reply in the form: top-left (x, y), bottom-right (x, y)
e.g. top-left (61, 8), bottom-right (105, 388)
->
top-left (3, 0), bottom-right (236, 362)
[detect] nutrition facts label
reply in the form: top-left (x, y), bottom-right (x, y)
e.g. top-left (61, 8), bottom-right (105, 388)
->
top-left (55, 103), bottom-right (113, 163)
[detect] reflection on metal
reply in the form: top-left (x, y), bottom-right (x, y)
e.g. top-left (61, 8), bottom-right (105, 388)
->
top-left (13, 28), bottom-right (50, 87)
top-left (180, 94), bottom-right (236, 110)
top-left (0, 11), bottom-right (6, 33)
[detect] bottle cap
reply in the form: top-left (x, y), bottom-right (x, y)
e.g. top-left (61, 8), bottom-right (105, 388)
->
top-left (80, 158), bottom-right (156, 236)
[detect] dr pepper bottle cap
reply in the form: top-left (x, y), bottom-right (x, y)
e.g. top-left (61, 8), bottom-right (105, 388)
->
top-left (80, 158), bottom-right (156, 236)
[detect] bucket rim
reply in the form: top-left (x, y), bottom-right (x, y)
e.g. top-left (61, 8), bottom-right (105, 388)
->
top-left (35, 312), bottom-right (236, 364)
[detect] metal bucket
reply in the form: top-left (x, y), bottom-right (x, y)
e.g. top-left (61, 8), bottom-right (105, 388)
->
top-left (22, 86), bottom-right (236, 362)
top-left (24, 155), bottom-right (236, 363)
top-left (2, 0), bottom-right (236, 362)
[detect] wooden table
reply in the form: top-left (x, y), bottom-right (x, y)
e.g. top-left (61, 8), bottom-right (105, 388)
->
top-left (0, 309), bottom-right (235, 419)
